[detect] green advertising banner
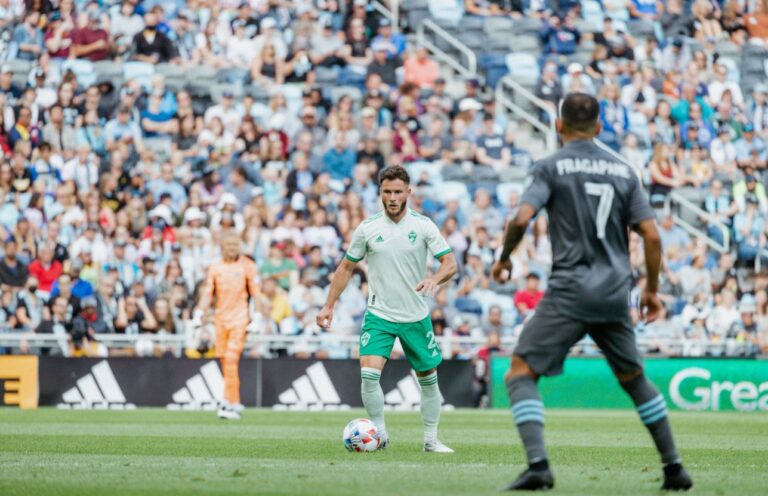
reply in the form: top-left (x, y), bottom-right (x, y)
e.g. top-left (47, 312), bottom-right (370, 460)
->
top-left (490, 357), bottom-right (768, 412)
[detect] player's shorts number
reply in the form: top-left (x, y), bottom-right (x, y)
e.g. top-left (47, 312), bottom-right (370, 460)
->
top-left (426, 330), bottom-right (437, 349)
top-left (584, 182), bottom-right (615, 239)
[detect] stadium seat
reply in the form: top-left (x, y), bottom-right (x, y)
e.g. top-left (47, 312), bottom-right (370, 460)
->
top-left (210, 83), bottom-right (243, 103)
top-left (627, 20), bottom-right (655, 38)
top-left (507, 35), bottom-right (539, 54)
top-left (122, 61), bottom-right (155, 92)
top-left (483, 16), bottom-right (514, 34)
top-left (428, 0), bottom-right (464, 27)
top-left (458, 15), bottom-right (485, 31)
top-left (406, 8), bottom-right (430, 30)
top-left (496, 182), bottom-right (524, 207)
top-left (581, 0), bottom-right (604, 31)
top-left (440, 181), bottom-right (471, 205)
top-left (718, 57), bottom-right (741, 82)
top-left (511, 18), bottom-right (541, 36)
top-left (505, 53), bottom-right (540, 86)
top-left (6, 59), bottom-right (32, 75)
top-left (408, 161), bottom-right (443, 187)
top-left (330, 86), bottom-right (362, 106)
top-left (155, 63), bottom-right (186, 78)
top-left (441, 165), bottom-right (471, 182)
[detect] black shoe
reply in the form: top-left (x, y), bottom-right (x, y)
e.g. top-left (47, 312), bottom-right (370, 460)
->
top-left (661, 464), bottom-right (693, 491)
top-left (501, 468), bottom-right (555, 491)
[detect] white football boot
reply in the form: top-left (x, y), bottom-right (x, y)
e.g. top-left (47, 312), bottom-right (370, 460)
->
top-left (423, 440), bottom-right (454, 453)
top-left (217, 405), bottom-right (241, 420)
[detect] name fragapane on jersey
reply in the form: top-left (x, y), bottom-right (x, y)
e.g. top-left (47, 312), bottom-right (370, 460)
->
top-left (555, 158), bottom-right (631, 179)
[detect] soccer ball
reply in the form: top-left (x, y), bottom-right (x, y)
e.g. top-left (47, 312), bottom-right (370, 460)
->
top-left (342, 418), bottom-right (381, 452)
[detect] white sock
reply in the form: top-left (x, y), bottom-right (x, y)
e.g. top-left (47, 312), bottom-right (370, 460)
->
top-left (361, 367), bottom-right (386, 435)
top-left (418, 371), bottom-right (441, 444)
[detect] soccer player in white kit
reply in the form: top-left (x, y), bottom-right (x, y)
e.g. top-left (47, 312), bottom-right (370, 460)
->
top-left (317, 166), bottom-right (458, 452)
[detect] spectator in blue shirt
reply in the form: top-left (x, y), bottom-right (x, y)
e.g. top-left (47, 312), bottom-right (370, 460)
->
top-left (703, 180), bottom-right (738, 247)
top-left (148, 163), bottom-right (187, 211)
top-left (12, 11), bottom-right (44, 61)
top-left (50, 260), bottom-right (94, 300)
top-left (734, 123), bottom-right (768, 169)
top-left (322, 133), bottom-right (356, 184)
top-left (733, 194), bottom-right (766, 264)
top-left (539, 14), bottom-right (580, 56)
top-left (370, 18), bottom-right (406, 59)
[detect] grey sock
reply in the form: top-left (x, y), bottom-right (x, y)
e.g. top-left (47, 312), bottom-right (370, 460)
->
top-left (620, 374), bottom-right (681, 465)
top-left (507, 375), bottom-right (548, 465)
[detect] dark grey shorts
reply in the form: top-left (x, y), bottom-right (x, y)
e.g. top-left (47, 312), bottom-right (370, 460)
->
top-left (514, 298), bottom-right (643, 377)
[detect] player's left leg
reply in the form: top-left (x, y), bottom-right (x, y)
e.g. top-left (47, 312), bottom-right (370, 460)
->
top-left (219, 325), bottom-right (247, 420)
top-left (590, 323), bottom-right (693, 491)
top-left (399, 316), bottom-right (452, 453)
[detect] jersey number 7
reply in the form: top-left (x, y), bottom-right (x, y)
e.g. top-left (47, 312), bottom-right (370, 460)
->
top-left (584, 182), bottom-right (615, 240)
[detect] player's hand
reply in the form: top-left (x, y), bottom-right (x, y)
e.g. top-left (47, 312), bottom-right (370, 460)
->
top-left (316, 306), bottom-right (333, 329)
top-left (491, 259), bottom-right (513, 283)
top-left (415, 277), bottom-right (438, 297)
top-left (640, 291), bottom-right (663, 324)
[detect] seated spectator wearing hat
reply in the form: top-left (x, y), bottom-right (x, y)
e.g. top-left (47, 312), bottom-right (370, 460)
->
top-left (366, 40), bottom-right (401, 90)
top-left (370, 17), bottom-right (406, 58)
top-left (734, 123), bottom-right (768, 170)
top-left (733, 169), bottom-right (768, 213)
top-left (729, 294), bottom-right (761, 357)
top-left (0, 238), bottom-right (29, 288)
top-left (131, 12), bottom-right (178, 64)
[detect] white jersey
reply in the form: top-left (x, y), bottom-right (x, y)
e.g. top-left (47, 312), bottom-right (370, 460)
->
top-left (346, 209), bottom-right (451, 323)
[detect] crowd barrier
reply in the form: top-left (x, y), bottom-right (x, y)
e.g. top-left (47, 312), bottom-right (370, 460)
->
top-left (0, 357), bottom-right (474, 411)
top-left (490, 357), bottom-right (768, 412)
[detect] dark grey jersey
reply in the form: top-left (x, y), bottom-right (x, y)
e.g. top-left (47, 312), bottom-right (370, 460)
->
top-left (521, 139), bottom-right (655, 323)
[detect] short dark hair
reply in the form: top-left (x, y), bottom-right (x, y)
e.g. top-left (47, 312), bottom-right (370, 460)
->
top-left (378, 165), bottom-right (410, 185)
top-left (560, 93), bottom-right (599, 133)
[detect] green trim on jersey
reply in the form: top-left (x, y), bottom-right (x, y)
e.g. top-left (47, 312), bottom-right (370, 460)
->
top-left (345, 252), bottom-right (363, 263)
top-left (433, 248), bottom-right (452, 260)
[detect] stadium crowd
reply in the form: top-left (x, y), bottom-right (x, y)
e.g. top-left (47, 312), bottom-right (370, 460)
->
top-left (0, 0), bottom-right (766, 361)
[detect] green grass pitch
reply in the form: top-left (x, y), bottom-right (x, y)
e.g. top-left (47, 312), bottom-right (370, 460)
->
top-left (0, 408), bottom-right (766, 495)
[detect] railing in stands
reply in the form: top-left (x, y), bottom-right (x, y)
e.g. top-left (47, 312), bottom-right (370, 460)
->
top-left (666, 190), bottom-right (730, 255)
top-left (416, 19), bottom-right (477, 78)
top-left (595, 139), bottom-right (731, 255)
top-left (371, 1), bottom-right (399, 33)
top-left (495, 75), bottom-right (557, 153)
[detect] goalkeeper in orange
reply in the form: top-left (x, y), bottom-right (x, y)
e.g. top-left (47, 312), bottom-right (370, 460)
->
top-left (195, 232), bottom-right (260, 420)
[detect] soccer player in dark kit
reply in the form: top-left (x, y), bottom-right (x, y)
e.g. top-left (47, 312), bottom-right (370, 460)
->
top-left (491, 93), bottom-right (693, 491)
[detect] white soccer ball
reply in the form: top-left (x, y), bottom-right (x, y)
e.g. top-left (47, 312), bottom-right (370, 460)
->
top-left (342, 418), bottom-right (381, 452)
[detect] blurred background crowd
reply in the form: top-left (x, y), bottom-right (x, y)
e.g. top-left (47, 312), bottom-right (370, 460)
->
top-left (0, 0), bottom-right (766, 364)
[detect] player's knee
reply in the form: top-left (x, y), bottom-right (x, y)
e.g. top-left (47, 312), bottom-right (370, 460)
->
top-left (505, 355), bottom-right (538, 383)
top-left (415, 368), bottom-right (436, 378)
top-left (615, 368), bottom-right (643, 384)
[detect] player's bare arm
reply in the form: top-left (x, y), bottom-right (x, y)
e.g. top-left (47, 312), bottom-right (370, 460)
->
top-left (317, 257), bottom-right (357, 328)
top-left (492, 204), bottom-right (537, 282)
top-left (634, 218), bottom-right (663, 323)
top-left (415, 252), bottom-right (457, 297)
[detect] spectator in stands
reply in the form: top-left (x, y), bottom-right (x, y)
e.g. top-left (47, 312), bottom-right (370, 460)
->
top-left (371, 18), bottom-right (406, 58)
top-left (131, 12), bottom-right (178, 64)
top-left (28, 243), bottom-right (62, 297)
top-left (734, 123), bottom-right (767, 170)
top-left (475, 113), bottom-right (511, 170)
top-left (733, 172), bottom-right (768, 212)
top-left (710, 125), bottom-right (738, 177)
top-left (403, 47), bottom-right (440, 90)
top-left (733, 193), bottom-right (766, 264)
top-left (539, 13), bottom-right (581, 57)
top-left (703, 179), bottom-right (738, 246)
top-left (72, 10), bottom-right (111, 62)
top-left (367, 40), bottom-right (400, 90)
top-left (0, 238), bottom-right (28, 288)
top-left (513, 273), bottom-right (544, 322)
top-left (482, 305), bottom-right (514, 336)
top-left (659, 212), bottom-right (693, 252)
top-left (13, 11), bottom-right (43, 61)
top-left (598, 82), bottom-right (628, 150)
top-left (42, 104), bottom-right (77, 157)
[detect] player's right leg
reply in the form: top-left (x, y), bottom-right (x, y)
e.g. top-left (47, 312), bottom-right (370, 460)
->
top-left (359, 312), bottom-right (396, 448)
top-left (502, 300), bottom-right (586, 491)
top-left (590, 323), bottom-right (693, 491)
